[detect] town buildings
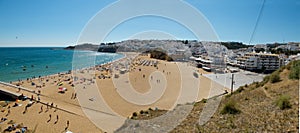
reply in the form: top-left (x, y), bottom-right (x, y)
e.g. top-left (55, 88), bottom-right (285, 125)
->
top-left (237, 52), bottom-right (284, 72)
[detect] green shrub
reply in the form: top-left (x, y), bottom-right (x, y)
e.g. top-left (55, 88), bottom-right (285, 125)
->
top-left (221, 100), bottom-right (241, 115)
top-left (132, 112), bottom-right (137, 117)
top-left (255, 82), bottom-right (260, 88)
top-left (270, 72), bottom-right (280, 83)
top-left (201, 98), bottom-right (207, 103)
top-left (140, 110), bottom-right (144, 114)
top-left (275, 95), bottom-right (291, 110)
top-left (234, 87), bottom-right (244, 94)
top-left (289, 60), bottom-right (300, 80)
top-left (264, 86), bottom-right (268, 90)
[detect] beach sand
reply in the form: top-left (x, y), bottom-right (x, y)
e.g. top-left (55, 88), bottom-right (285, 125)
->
top-left (0, 53), bottom-right (227, 133)
top-left (0, 73), bottom-right (101, 133)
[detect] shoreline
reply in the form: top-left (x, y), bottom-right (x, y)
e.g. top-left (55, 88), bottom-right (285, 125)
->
top-left (3, 51), bottom-right (125, 83)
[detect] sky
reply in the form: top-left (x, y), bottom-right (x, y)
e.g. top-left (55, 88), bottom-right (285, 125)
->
top-left (0, 0), bottom-right (299, 47)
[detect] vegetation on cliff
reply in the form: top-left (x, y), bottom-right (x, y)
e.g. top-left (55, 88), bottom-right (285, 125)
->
top-left (145, 49), bottom-right (174, 61)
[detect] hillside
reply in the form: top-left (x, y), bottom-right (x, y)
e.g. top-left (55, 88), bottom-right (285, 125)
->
top-left (145, 49), bottom-right (174, 61)
top-left (175, 60), bottom-right (299, 132)
top-left (131, 60), bottom-right (299, 132)
top-left (220, 42), bottom-right (253, 49)
top-left (64, 43), bottom-right (99, 51)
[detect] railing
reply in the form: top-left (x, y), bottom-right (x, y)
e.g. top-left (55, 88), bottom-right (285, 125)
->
top-left (0, 81), bottom-right (36, 94)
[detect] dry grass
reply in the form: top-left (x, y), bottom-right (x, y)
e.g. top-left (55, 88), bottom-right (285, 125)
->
top-left (134, 61), bottom-right (299, 132)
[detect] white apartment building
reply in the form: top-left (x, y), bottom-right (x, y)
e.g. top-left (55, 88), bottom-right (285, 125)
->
top-left (237, 53), bottom-right (284, 72)
top-left (170, 49), bottom-right (191, 61)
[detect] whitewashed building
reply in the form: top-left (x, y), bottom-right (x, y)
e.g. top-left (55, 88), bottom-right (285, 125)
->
top-left (237, 53), bottom-right (284, 72)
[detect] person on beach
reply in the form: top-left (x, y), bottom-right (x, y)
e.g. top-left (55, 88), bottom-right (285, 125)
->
top-left (23, 108), bottom-right (27, 114)
top-left (64, 120), bottom-right (70, 130)
top-left (54, 115), bottom-right (59, 124)
top-left (7, 109), bottom-right (10, 116)
top-left (40, 105), bottom-right (43, 112)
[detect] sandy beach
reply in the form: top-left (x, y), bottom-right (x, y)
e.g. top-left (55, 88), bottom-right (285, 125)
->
top-left (0, 52), bottom-right (262, 133)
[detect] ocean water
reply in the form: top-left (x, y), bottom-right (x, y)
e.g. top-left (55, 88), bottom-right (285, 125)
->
top-left (0, 47), bottom-right (124, 82)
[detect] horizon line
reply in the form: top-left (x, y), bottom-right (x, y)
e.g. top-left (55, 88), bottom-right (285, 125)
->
top-left (1, 39), bottom-right (299, 47)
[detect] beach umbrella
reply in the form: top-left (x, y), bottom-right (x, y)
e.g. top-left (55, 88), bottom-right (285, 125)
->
top-left (58, 87), bottom-right (67, 92)
top-left (57, 82), bottom-right (63, 86)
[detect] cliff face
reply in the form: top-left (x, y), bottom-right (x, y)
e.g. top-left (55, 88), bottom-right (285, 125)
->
top-left (64, 46), bottom-right (75, 50)
top-left (64, 44), bottom-right (99, 51)
top-left (98, 45), bottom-right (118, 53)
top-left (64, 43), bottom-right (119, 53)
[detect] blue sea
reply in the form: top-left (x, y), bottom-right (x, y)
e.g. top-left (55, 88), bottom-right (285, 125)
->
top-left (0, 47), bottom-right (124, 82)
